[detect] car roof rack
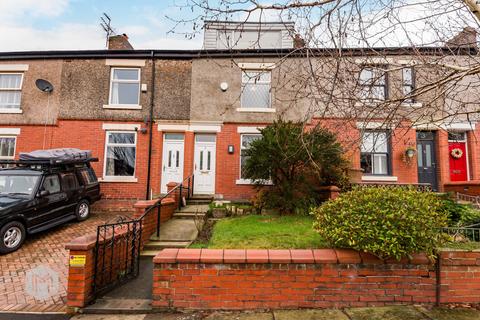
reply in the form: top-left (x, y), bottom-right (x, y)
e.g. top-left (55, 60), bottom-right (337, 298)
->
top-left (0, 158), bottom-right (98, 166)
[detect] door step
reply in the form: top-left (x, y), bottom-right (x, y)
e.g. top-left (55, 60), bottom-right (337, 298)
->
top-left (82, 298), bottom-right (153, 314)
top-left (173, 212), bottom-right (207, 219)
top-left (177, 204), bottom-right (210, 213)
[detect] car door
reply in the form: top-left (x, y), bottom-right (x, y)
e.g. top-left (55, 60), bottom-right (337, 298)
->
top-left (34, 174), bottom-right (69, 224)
top-left (60, 172), bottom-right (81, 214)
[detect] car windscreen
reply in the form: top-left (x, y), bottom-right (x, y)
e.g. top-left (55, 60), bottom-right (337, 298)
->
top-left (0, 175), bottom-right (39, 196)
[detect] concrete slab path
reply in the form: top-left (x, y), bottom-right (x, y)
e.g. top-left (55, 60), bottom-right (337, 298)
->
top-left (69, 306), bottom-right (480, 320)
top-left (150, 219), bottom-right (202, 242)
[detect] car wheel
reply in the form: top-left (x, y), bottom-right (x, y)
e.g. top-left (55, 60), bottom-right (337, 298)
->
top-left (76, 199), bottom-right (90, 221)
top-left (0, 221), bottom-right (26, 254)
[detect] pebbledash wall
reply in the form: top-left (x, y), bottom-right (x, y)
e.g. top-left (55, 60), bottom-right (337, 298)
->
top-left (151, 248), bottom-right (480, 310)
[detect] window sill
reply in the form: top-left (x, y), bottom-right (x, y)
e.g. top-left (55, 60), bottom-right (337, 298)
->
top-left (400, 102), bottom-right (423, 108)
top-left (0, 108), bottom-right (22, 114)
top-left (236, 108), bottom-right (276, 113)
top-left (99, 177), bottom-right (138, 183)
top-left (354, 101), bottom-right (385, 107)
top-left (103, 104), bottom-right (142, 110)
top-left (236, 179), bottom-right (273, 185)
top-left (361, 175), bottom-right (398, 182)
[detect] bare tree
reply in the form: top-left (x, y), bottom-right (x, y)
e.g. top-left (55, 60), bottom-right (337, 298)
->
top-left (168, 0), bottom-right (480, 180)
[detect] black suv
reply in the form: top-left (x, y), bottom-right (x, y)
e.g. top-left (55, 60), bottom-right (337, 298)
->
top-left (0, 151), bottom-right (101, 253)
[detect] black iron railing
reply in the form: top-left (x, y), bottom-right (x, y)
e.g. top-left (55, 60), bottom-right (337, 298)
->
top-left (441, 223), bottom-right (480, 242)
top-left (92, 174), bottom-right (194, 298)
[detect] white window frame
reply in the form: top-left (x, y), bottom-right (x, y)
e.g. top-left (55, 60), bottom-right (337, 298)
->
top-left (360, 130), bottom-right (391, 176)
top-left (102, 130), bottom-right (138, 182)
top-left (402, 67), bottom-right (415, 103)
top-left (105, 67), bottom-right (141, 109)
top-left (238, 69), bottom-right (274, 112)
top-left (0, 135), bottom-right (17, 160)
top-left (0, 73), bottom-right (24, 113)
top-left (236, 133), bottom-right (274, 185)
top-left (358, 65), bottom-right (387, 102)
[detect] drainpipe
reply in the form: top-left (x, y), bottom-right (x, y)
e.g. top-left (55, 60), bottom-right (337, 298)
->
top-left (145, 50), bottom-right (156, 199)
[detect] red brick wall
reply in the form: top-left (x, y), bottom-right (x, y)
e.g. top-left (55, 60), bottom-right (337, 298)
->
top-left (5, 120), bottom-right (151, 200)
top-left (443, 181), bottom-right (480, 196)
top-left (152, 249), bottom-right (480, 310)
top-left (215, 123), bottom-right (264, 200)
top-left (65, 196), bottom-right (179, 309)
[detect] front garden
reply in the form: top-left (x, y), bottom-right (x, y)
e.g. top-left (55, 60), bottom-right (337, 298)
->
top-left (192, 120), bottom-right (480, 258)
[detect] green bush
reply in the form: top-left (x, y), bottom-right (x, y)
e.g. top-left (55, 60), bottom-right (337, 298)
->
top-left (312, 186), bottom-right (448, 260)
top-left (243, 118), bottom-right (349, 214)
top-left (441, 196), bottom-right (480, 227)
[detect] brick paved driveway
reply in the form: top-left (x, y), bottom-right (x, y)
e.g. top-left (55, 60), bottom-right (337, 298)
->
top-left (0, 210), bottom-right (128, 313)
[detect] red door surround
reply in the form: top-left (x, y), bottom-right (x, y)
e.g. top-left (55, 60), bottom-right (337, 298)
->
top-left (449, 141), bottom-right (468, 181)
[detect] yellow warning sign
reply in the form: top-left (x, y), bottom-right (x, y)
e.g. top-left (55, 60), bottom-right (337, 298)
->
top-left (69, 255), bottom-right (86, 267)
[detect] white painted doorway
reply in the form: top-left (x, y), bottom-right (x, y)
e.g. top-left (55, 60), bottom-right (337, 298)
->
top-left (161, 133), bottom-right (185, 194)
top-left (194, 134), bottom-right (216, 194)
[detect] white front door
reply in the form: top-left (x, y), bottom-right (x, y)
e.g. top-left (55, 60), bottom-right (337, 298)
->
top-left (161, 133), bottom-right (184, 194)
top-left (194, 134), bottom-right (216, 194)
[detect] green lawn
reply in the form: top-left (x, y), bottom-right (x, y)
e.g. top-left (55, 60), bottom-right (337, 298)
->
top-left (192, 214), bottom-right (326, 249)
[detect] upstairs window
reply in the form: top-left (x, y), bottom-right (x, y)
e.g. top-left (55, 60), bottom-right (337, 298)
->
top-left (360, 131), bottom-right (390, 175)
top-left (402, 67), bottom-right (415, 102)
top-left (359, 66), bottom-right (387, 101)
top-left (0, 73), bottom-right (23, 110)
top-left (0, 136), bottom-right (16, 159)
top-left (241, 70), bottom-right (271, 109)
top-left (104, 131), bottom-right (137, 178)
top-left (109, 68), bottom-right (140, 106)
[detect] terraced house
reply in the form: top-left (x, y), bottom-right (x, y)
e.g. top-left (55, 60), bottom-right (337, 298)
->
top-left (1, 22), bottom-right (480, 209)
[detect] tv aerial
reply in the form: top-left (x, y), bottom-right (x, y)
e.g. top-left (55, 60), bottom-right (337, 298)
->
top-left (100, 13), bottom-right (117, 48)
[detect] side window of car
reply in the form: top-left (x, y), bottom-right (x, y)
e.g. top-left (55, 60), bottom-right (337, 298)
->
top-left (42, 175), bottom-right (61, 194)
top-left (61, 173), bottom-right (79, 191)
top-left (78, 168), bottom-right (98, 185)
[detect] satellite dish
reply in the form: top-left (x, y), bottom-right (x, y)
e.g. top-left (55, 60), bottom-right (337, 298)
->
top-left (35, 79), bottom-right (54, 93)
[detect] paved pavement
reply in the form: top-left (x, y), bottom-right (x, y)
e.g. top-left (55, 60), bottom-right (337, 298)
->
top-left (0, 210), bottom-right (127, 313)
top-left (67, 306), bottom-right (480, 320)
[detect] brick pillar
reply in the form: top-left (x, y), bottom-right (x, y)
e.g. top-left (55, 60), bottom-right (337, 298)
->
top-left (166, 182), bottom-right (180, 206)
top-left (65, 234), bottom-right (97, 310)
top-left (437, 130), bottom-right (450, 191)
top-left (467, 130), bottom-right (480, 180)
top-left (133, 199), bottom-right (161, 246)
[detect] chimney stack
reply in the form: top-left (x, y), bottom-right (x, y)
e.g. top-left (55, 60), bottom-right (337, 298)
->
top-left (108, 33), bottom-right (134, 50)
top-left (446, 27), bottom-right (477, 48)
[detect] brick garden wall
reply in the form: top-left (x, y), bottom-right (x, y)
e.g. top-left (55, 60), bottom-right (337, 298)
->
top-left (152, 248), bottom-right (480, 310)
top-left (444, 181), bottom-right (480, 196)
top-left (65, 191), bottom-right (179, 309)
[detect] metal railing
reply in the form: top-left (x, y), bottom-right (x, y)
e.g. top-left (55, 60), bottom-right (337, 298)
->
top-left (456, 192), bottom-right (480, 209)
top-left (92, 174), bottom-right (194, 298)
top-left (441, 223), bottom-right (480, 242)
top-left (138, 174), bottom-right (195, 238)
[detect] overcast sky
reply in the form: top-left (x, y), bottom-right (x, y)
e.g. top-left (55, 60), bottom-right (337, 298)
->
top-left (0, 0), bottom-right (203, 52)
top-left (0, 0), bottom-right (476, 52)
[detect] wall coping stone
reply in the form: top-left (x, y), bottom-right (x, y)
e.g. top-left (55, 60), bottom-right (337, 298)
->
top-left (65, 234), bottom-right (98, 251)
top-left (153, 249), bottom-right (432, 265)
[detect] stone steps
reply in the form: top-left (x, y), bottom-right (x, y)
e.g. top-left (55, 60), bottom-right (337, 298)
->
top-left (173, 212), bottom-right (207, 219)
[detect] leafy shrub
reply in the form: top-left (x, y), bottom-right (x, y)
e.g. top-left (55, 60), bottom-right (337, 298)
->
top-left (243, 118), bottom-right (349, 214)
top-left (440, 196), bottom-right (480, 227)
top-left (312, 186), bottom-right (448, 260)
